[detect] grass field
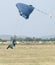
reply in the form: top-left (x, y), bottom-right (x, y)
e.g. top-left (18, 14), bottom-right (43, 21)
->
top-left (0, 43), bottom-right (55, 65)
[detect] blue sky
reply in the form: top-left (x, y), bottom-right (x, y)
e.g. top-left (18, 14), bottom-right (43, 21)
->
top-left (0, 0), bottom-right (55, 37)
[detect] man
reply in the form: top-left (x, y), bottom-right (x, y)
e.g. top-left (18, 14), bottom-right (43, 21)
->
top-left (7, 37), bottom-right (16, 49)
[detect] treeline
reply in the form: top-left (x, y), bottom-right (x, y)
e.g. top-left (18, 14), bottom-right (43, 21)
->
top-left (16, 37), bottom-right (55, 42)
top-left (0, 37), bottom-right (55, 42)
top-left (0, 39), bottom-right (7, 42)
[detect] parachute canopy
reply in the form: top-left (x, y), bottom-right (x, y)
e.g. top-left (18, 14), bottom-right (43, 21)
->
top-left (16, 3), bottom-right (34, 19)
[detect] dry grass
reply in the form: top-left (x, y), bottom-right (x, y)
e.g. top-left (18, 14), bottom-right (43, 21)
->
top-left (0, 43), bottom-right (55, 65)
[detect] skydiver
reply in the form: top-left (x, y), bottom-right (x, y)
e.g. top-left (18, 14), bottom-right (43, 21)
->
top-left (6, 37), bottom-right (16, 49)
top-left (6, 37), bottom-right (13, 49)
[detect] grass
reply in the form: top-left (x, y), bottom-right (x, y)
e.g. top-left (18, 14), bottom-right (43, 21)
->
top-left (0, 43), bottom-right (55, 65)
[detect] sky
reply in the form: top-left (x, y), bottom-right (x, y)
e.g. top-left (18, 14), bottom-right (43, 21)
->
top-left (0, 0), bottom-right (55, 37)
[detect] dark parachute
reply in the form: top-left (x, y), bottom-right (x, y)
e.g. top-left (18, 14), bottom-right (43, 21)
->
top-left (16, 3), bottom-right (34, 19)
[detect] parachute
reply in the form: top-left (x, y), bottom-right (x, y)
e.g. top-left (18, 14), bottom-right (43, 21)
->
top-left (16, 3), bottom-right (52, 19)
top-left (16, 3), bottom-right (34, 19)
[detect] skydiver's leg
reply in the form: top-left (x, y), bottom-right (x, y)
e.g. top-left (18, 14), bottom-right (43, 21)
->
top-left (13, 42), bottom-right (16, 46)
top-left (7, 45), bottom-right (10, 49)
top-left (7, 44), bottom-right (13, 49)
top-left (10, 46), bottom-right (13, 49)
top-left (13, 44), bottom-right (15, 46)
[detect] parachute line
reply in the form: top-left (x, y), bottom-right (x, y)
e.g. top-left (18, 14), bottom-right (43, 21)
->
top-left (36, 9), bottom-right (52, 18)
